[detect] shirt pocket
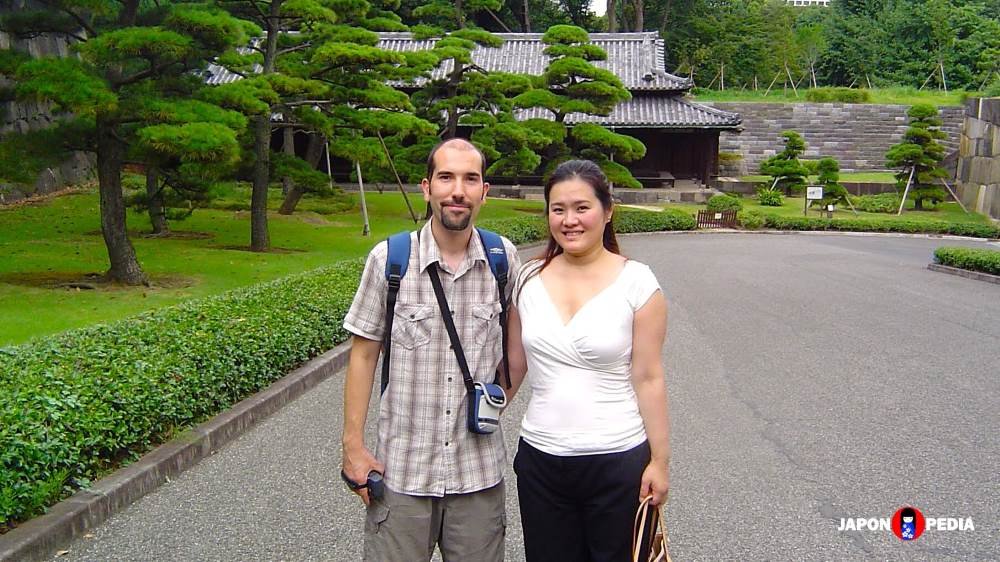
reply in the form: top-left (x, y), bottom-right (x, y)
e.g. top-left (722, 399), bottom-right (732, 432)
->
top-left (392, 304), bottom-right (433, 349)
top-left (472, 302), bottom-right (503, 346)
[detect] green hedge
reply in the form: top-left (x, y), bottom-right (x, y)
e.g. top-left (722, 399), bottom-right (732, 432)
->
top-left (0, 208), bottom-right (698, 530)
top-left (804, 87), bottom-right (873, 103)
top-left (482, 208), bottom-right (697, 242)
top-left (478, 215), bottom-right (548, 245)
top-left (0, 261), bottom-right (363, 530)
top-left (762, 215), bottom-right (1000, 238)
top-left (614, 208), bottom-right (697, 233)
top-left (934, 247), bottom-right (1000, 275)
top-left (738, 209), bottom-right (766, 230)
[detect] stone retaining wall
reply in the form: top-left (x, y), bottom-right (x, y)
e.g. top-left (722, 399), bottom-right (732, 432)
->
top-left (955, 98), bottom-right (1000, 221)
top-left (0, 11), bottom-right (96, 204)
top-left (706, 102), bottom-right (964, 174)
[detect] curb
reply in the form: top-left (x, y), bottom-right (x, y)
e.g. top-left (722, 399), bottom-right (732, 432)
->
top-left (927, 263), bottom-right (1000, 284)
top-left (620, 228), bottom-right (998, 242)
top-left (0, 340), bottom-right (353, 562)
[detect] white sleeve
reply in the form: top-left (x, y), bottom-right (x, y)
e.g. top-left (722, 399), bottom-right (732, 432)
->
top-left (626, 262), bottom-right (661, 311)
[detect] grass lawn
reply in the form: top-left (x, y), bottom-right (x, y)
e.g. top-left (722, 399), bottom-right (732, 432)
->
top-left (661, 197), bottom-right (992, 225)
top-left (737, 172), bottom-right (899, 184)
top-left (0, 188), bottom-right (544, 346)
top-left (689, 86), bottom-right (971, 106)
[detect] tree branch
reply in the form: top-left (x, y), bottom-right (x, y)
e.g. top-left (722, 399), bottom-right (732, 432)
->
top-left (277, 42), bottom-right (311, 56)
top-left (283, 100), bottom-right (335, 107)
top-left (116, 61), bottom-right (177, 87)
top-left (37, 0), bottom-right (97, 37)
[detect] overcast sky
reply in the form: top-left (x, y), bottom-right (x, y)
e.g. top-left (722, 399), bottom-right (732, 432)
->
top-left (590, 0), bottom-right (607, 16)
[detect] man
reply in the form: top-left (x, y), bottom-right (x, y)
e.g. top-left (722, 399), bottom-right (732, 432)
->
top-left (341, 138), bottom-right (521, 561)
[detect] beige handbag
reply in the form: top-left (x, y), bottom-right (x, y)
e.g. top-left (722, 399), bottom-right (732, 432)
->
top-left (632, 495), bottom-right (672, 562)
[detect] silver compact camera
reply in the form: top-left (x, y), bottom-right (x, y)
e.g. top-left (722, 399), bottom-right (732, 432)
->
top-left (467, 382), bottom-right (506, 434)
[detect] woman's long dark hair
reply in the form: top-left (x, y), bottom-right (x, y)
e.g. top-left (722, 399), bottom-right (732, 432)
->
top-left (516, 160), bottom-right (621, 302)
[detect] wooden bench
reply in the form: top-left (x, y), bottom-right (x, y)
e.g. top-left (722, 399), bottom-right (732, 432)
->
top-left (696, 209), bottom-right (738, 228)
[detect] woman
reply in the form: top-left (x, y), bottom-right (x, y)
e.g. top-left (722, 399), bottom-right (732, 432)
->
top-left (507, 160), bottom-right (671, 561)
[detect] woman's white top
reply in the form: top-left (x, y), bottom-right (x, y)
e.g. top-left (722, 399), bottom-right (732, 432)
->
top-left (516, 259), bottom-right (661, 456)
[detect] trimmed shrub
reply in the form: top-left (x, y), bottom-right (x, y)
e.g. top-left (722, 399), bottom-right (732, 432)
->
top-left (479, 215), bottom-right (548, 245)
top-left (706, 194), bottom-right (743, 213)
top-left (613, 208), bottom-right (697, 233)
top-left (850, 192), bottom-right (901, 213)
top-left (756, 187), bottom-right (784, 207)
top-left (762, 215), bottom-right (1000, 238)
top-left (934, 247), bottom-right (1000, 275)
top-left (0, 260), bottom-right (365, 529)
top-left (738, 209), bottom-right (765, 230)
top-left (805, 87), bottom-right (872, 103)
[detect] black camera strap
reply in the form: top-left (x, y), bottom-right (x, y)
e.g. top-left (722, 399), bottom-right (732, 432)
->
top-left (428, 264), bottom-right (476, 394)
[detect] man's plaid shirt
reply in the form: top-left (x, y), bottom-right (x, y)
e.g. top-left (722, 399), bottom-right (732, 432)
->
top-left (343, 221), bottom-right (521, 496)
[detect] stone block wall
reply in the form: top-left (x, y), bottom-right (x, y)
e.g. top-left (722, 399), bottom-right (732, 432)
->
top-left (0, 7), bottom-right (96, 204)
top-left (955, 98), bottom-right (1000, 221)
top-left (705, 102), bottom-right (964, 174)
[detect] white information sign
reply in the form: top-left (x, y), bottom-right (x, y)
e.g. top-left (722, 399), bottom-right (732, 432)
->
top-left (806, 186), bottom-right (824, 200)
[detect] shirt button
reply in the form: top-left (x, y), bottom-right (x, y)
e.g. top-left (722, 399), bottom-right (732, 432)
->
top-left (445, 442), bottom-right (450, 446)
top-left (446, 410), bottom-right (451, 415)
top-left (448, 377), bottom-right (452, 382)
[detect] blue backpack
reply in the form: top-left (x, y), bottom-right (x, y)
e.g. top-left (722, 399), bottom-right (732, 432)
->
top-left (380, 228), bottom-right (510, 395)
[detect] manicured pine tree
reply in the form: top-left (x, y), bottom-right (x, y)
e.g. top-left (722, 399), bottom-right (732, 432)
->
top-left (212, 0), bottom-right (436, 220)
top-left (405, 0), bottom-right (539, 181)
top-left (813, 157), bottom-right (849, 210)
top-left (0, 2), bottom-right (249, 284)
top-left (885, 103), bottom-right (948, 211)
top-left (760, 130), bottom-right (809, 195)
top-left (513, 25), bottom-right (643, 186)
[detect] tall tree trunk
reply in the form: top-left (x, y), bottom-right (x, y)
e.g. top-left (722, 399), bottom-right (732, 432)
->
top-left (281, 122), bottom-right (294, 195)
top-left (522, 0), bottom-right (530, 31)
top-left (608, 0), bottom-right (617, 32)
top-left (250, 1), bottom-right (283, 252)
top-left (279, 134), bottom-right (325, 215)
top-left (444, 63), bottom-right (463, 139)
top-left (634, 0), bottom-right (643, 31)
top-left (119, 0), bottom-right (140, 26)
top-left (250, 114), bottom-right (271, 251)
top-left (97, 117), bottom-right (147, 285)
top-left (146, 167), bottom-right (168, 235)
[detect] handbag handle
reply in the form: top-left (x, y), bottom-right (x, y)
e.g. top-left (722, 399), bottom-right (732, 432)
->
top-left (632, 496), bottom-right (656, 562)
top-left (633, 496), bottom-right (671, 562)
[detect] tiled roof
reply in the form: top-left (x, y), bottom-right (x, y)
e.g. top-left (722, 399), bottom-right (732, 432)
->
top-left (377, 32), bottom-right (691, 92)
top-left (202, 32), bottom-right (692, 91)
top-left (518, 94), bottom-right (741, 128)
top-left (199, 32), bottom-right (741, 129)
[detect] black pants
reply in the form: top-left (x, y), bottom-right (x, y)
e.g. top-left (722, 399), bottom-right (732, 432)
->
top-left (513, 438), bottom-right (652, 562)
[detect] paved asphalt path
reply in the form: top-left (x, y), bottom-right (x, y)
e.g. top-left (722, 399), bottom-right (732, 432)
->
top-left (55, 233), bottom-right (999, 561)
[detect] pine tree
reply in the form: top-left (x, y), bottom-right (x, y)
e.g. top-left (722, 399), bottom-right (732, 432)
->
top-left (211, 1), bottom-right (436, 221)
top-left (885, 104), bottom-right (948, 211)
top-left (513, 25), bottom-right (643, 186)
top-left (813, 157), bottom-right (849, 210)
top-left (1, 2), bottom-right (249, 284)
top-left (399, 1), bottom-right (541, 180)
top-left (760, 130), bottom-right (809, 195)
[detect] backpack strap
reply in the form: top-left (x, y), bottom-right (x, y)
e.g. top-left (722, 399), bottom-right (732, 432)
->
top-left (476, 228), bottom-right (511, 389)
top-left (381, 231), bottom-right (411, 395)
